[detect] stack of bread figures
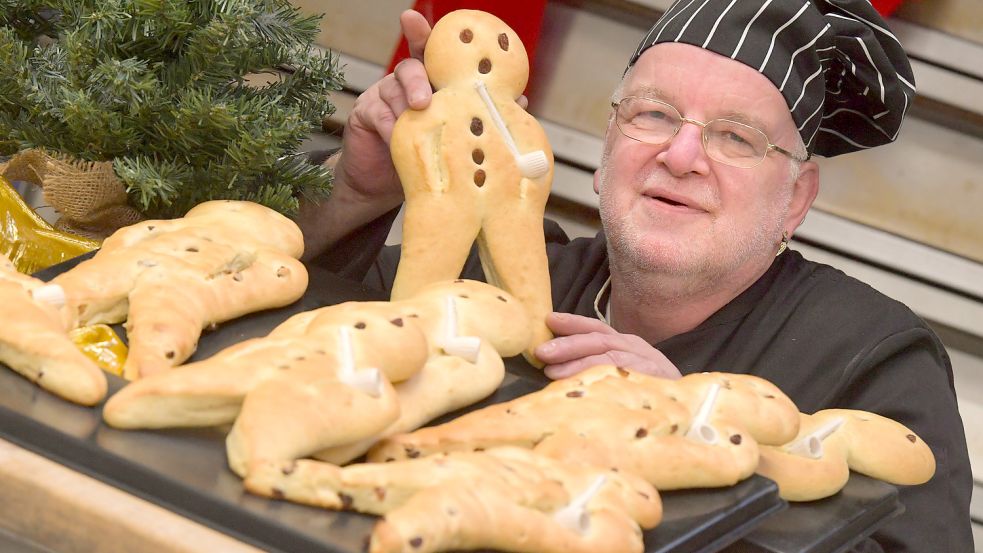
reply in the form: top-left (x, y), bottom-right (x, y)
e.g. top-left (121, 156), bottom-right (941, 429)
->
top-left (245, 365), bottom-right (799, 553)
top-left (245, 363), bottom-right (937, 553)
top-left (103, 278), bottom-right (534, 478)
top-left (363, 365), bottom-right (936, 496)
top-left (0, 200), bottom-right (308, 404)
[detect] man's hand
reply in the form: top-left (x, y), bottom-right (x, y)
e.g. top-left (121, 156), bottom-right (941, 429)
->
top-left (298, 10), bottom-right (433, 259)
top-left (298, 9), bottom-right (532, 259)
top-left (535, 313), bottom-right (683, 380)
top-left (335, 10), bottom-right (433, 204)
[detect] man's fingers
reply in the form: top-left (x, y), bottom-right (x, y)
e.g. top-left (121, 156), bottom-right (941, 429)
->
top-left (544, 354), bottom-right (614, 380)
top-left (349, 85), bottom-right (399, 144)
top-left (400, 10), bottom-right (432, 61)
top-left (374, 75), bottom-right (410, 119)
top-left (545, 312), bottom-right (618, 337)
top-left (393, 59), bottom-right (432, 110)
top-left (517, 94), bottom-right (529, 110)
top-left (535, 332), bottom-right (623, 365)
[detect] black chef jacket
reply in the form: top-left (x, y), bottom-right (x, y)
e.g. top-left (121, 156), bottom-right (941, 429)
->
top-left (314, 215), bottom-right (974, 553)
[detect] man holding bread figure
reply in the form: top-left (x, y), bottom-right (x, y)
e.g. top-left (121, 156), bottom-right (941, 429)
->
top-left (299, 0), bottom-right (973, 550)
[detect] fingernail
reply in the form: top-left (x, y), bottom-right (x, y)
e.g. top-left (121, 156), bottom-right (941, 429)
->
top-left (537, 341), bottom-right (556, 354)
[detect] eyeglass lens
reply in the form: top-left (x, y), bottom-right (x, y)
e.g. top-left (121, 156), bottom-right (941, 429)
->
top-left (615, 97), bottom-right (771, 168)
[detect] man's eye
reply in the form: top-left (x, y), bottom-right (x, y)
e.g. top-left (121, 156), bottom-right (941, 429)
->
top-left (725, 131), bottom-right (750, 144)
top-left (641, 110), bottom-right (670, 120)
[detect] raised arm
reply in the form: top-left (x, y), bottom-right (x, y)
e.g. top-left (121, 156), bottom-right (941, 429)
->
top-left (297, 10), bottom-right (434, 260)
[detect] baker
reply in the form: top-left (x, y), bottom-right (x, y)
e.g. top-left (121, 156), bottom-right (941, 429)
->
top-left (298, 1), bottom-right (973, 550)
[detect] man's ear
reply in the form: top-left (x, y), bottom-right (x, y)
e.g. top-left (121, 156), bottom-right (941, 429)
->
top-left (593, 168), bottom-right (601, 195)
top-left (785, 160), bottom-right (820, 235)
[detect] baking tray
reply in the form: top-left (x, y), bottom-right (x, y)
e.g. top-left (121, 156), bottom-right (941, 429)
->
top-left (0, 258), bottom-right (786, 552)
top-left (725, 474), bottom-right (903, 553)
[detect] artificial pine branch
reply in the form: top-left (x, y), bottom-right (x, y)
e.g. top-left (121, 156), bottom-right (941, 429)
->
top-left (0, 0), bottom-right (343, 219)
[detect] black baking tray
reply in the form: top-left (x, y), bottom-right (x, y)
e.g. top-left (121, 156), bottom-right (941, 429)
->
top-left (0, 258), bottom-right (789, 552)
top-left (724, 474), bottom-right (903, 553)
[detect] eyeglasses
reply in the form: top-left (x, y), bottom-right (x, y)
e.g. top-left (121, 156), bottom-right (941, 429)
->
top-left (611, 96), bottom-right (809, 168)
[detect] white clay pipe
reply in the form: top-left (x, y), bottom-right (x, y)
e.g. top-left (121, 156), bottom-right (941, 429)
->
top-left (553, 474), bottom-right (608, 535)
top-left (336, 326), bottom-right (383, 397)
top-left (685, 383), bottom-right (722, 445)
top-left (439, 295), bottom-right (481, 363)
top-left (785, 417), bottom-right (845, 459)
top-left (474, 80), bottom-right (550, 179)
top-left (30, 283), bottom-right (66, 308)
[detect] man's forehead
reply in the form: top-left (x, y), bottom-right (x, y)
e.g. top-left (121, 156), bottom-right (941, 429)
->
top-left (622, 46), bottom-right (788, 131)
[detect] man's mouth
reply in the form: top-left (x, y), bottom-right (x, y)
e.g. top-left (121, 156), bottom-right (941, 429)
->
top-left (652, 196), bottom-right (687, 207)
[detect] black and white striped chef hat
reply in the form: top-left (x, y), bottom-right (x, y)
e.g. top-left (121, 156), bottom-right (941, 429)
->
top-left (627, 0), bottom-right (916, 157)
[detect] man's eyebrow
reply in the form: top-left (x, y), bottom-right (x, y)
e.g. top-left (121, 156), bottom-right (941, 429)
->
top-left (717, 111), bottom-right (769, 130)
top-left (624, 86), bottom-right (774, 132)
top-left (626, 85), bottom-right (673, 102)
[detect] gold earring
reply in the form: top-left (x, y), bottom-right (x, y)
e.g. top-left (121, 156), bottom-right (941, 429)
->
top-left (776, 230), bottom-right (789, 257)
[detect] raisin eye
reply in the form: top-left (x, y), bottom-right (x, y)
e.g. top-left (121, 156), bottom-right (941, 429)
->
top-left (460, 29), bottom-right (473, 43)
top-left (498, 33), bottom-right (509, 51)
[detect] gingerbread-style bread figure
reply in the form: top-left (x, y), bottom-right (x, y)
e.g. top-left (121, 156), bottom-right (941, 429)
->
top-left (756, 409), bottom-right (936, 501)
top-left (0, 254), bottom-right (106, 405)
top-left (311, 279), bottom-right (532, 465)
top-left (246, 446), bottom-right (662, 553)
top-left (103, 279), bottom-right (532, 477)
top-left (370, 365), bottom-right (801, 490)
top-left (390, 10), bottom-right (554, 367)
top-left (37, 200), bottom-right (309, 380)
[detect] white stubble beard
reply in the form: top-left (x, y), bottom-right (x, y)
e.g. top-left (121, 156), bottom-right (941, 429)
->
top-left (597, 152), bottom-right (793, 301)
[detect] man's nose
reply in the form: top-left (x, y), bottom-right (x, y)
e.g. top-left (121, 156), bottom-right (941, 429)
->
top-left (657, 122), bottom-right (710, 176)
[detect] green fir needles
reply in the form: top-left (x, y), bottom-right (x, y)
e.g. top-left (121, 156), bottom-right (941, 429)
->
top-left (0, 0), bottom-right (344, 218)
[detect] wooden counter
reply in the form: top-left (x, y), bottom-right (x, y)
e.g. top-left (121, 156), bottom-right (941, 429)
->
top-left (0, 438), bottom-right (261, 553)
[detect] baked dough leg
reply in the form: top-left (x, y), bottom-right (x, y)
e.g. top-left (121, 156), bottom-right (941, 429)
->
top-left (757, 409), bottom-right (936, 501)
top-left (245, 447), bottom-right (661, 553)
top-left (0, 257), bottom-right (106, 405)
top-left (476, 175), bottom-right (552, 365)
top-left (226, 374), bottom-right (400, 477)
top-left (391, 125), bottom-right (483, 302)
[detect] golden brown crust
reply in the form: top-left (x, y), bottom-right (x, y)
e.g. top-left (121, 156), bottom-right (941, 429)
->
top-left (369, 365), bottom-right (800, 489)
top-left (390, 10), bottom-right (554, 367)
top-left (311, 279), bottom-right (532, 464)
top-left (103, 279), bottom-right (532, 477)
top-left (244, 447), bottom-right (661, 553)
top-left (0, 256), bottom-right (106, 405)
top-left (757, 409), bottom-right (936, 501)
top-left (50, 200), bottom-right (308, 379)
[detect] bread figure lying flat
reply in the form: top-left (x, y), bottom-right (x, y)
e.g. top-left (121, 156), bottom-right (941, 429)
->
top-left (103, 279), bottom-right (532, 477)
top-left (370, 365), bottom-right (800, 490)
top-left (756, 409), bottom-right (936, 501)
top-left (311, 279), bottom-right (532, 465)
top-left (37, 200), bottom-right (308, 380)
top-left (246, 446), bottom-right (662, 553)
top-left (0, 254), bottom-right (106, 405)
top-left (390, 9), bottom-right (554, 367)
